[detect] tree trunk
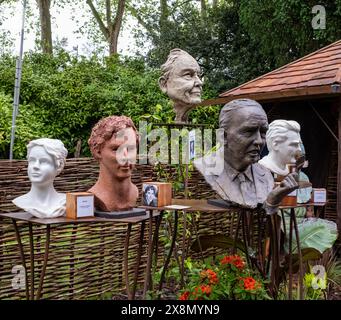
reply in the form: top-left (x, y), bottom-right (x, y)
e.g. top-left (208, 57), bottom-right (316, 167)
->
top-left (200, 0), bottom-right (207, 20)
top-left (109, 0), bottom-right (125, 55)
top-left (36, 0), bottom-right (52, 54)
top-left (86, 0), bottom-right (126, 56)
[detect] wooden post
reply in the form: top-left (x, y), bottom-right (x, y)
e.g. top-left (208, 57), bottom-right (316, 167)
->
top-left (338, 100), bottom-right (341, 235)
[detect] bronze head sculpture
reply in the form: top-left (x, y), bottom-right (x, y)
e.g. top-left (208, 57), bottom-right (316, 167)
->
top-left (88, 115), bottom-right (139, 212)
top-left (159, 48), bottom-right (203, 123)
top-left (194, 99), bottom-right (299, 213)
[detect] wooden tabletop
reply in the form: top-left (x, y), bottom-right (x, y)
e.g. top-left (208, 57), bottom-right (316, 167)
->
top-left (139, 199), bottom-right (326, 212)
top-left (0, 210), bottom-right (159, 225)
top-left (0, 200), bottom-right (325, 225)
top-left (140, 199), bottom-right (231, 213)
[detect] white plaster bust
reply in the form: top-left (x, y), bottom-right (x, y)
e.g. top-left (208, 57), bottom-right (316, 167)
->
top-left (12, 138), bottom-right (68, 218)
top-left (259, 120), bottom-right (301, 176)
top-left (159, 48), bottom-right (203, 123)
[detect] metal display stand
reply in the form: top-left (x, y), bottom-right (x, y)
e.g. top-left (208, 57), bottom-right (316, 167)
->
top-left (0, 211), bottom-right (159, 300)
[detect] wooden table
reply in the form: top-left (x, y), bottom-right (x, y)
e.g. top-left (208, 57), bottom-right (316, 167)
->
top-left (139, 199), bottom-right (229, 294)
top-left (141, 199), bottom-right (326, 300)
top-left (0, 211), bottom-right (159, 300)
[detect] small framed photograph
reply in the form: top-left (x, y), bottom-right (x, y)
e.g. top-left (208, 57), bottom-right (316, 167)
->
top-left (143, 184), bottom-right (159, 207)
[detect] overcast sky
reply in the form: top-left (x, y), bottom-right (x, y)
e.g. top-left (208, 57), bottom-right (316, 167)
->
top-left (1, 1), bottom-right (140, 57)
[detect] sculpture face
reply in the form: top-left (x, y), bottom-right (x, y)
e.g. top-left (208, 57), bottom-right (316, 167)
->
top-left (164, 54), bottom-right (202, 105)
top-left (145, 188), bottom-right (156, 204)
top-left (98, 127), bottom-right (137, 180)
top-left (27, 146), bottom-right (57, 185)
top-left (274, 130), bottom-right (301, 165)
top-left (225, 106), bottom-right (268, 171)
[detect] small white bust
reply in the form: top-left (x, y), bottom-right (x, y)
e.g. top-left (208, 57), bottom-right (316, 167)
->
top-left (259, 120), bottom-right (301, 176)
top-left (12, 138), bottom-right (68, 218)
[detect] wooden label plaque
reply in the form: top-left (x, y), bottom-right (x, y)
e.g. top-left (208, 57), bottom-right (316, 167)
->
top-left (66, 192), bottom-right (94, 219)
top-left (142, 182), bottom-right (172, 207)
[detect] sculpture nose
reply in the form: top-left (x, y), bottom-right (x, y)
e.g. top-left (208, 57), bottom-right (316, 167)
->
top-left (32, 159), bottom-right (40, 169)
top-left (194, 74), bottom-right (203, 87)
top-left (254, 130), bottom-right (263, 147)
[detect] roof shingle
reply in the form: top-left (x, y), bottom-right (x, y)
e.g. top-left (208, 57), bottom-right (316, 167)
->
top-left (216, 40), bottom-right (341, 103)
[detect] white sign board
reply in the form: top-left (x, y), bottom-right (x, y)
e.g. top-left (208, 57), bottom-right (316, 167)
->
top-left (77, 196), bottom-right (94, 217)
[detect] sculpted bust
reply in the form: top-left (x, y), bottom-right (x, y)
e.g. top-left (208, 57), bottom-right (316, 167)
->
top-left (12, 138), bottom-right (68, 218)
top-left (259, 120), bottom-right (301, 176)
top-left (88, 115), bottom-right (139, 212)
top-left (194, 99), bottom-right (299, 213)
top-left (159, 48), bottom-right (203, 123)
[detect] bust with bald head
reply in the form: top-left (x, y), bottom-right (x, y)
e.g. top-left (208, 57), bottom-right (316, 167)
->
top-left (159, 48), bottom-right (203, 123)
top-left (194, 99), bottom-right (299, 212)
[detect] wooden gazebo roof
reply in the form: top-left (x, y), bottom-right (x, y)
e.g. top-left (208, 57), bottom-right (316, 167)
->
top-left (202, 39), bottom-right (341, 105)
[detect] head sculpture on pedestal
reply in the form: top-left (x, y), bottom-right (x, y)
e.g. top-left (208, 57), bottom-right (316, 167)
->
top-left (88, 115), bottom-right (139, 212)
top-left (159, 48), bottom-right (203, 123)
top-left (259, 120), bottom-right (302, 176)
top-left (12, 138), bottom-right (68, 218)
top-left (194, 99), bottom-right (299, 212)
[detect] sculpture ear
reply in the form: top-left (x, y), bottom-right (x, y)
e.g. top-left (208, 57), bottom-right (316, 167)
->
top-left (158, 76), bottom-right (168, 94)
top-left (272, 141), bottom-right (279, 151)
top-left (93, 148), bottom-right (102, 160)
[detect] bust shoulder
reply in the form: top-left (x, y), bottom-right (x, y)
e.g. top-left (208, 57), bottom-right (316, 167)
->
top-left (12, 192), bottom-right (66, 218)
top-left (258, 156), bottom-right (288, 176)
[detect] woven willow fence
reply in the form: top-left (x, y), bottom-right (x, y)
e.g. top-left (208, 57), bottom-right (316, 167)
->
top-left (0, 158), bottom-right (241, 300)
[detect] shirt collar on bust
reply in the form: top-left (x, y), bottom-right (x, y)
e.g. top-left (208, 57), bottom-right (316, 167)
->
top-left (224, 161), bottom-right (253, 182)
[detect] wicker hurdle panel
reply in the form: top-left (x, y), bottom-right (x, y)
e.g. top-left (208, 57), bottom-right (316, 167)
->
top-left (0, 218), bottom-right (152, 300)
top-left (0, 158), bottom-right (249, 299)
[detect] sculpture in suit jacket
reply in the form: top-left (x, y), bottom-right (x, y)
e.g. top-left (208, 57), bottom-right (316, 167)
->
top-left (194, 99), bottom-right (299, 213)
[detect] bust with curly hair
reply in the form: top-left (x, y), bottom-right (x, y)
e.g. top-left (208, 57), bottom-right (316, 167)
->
top-left (88, 115), bottom-right (139, 212)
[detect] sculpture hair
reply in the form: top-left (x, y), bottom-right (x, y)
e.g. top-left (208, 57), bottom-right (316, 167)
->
top-left (266, 120), bottom-right (301, 152)
top-left (160, 48), bottom-right (195, 80)
top-left (27, 138), bottom-right (68, 175)
top-left (219, 99), bottom-right (266, 130)
top-left (88, 115), bottom-right (139, 159)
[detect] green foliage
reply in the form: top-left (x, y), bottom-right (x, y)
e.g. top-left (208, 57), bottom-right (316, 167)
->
top-left (304, 265), bottom-right (327, 300)
top-left (0, 92), bottom-right (46, 158)
top-left (239, 0), bottom-right (341, 67)
top-left (135, 0), bottom-right (341, 93)
top-left (284, 218), bottom-right (338, 254)
top-left (0, 50), bottom-right (216, 159)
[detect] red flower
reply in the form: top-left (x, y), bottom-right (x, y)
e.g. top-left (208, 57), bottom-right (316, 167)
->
top-left (193, 284), bottom-right (212, 299)
top-left (179, 291), bottom-right (190, 300)
top-left (200, 269), bottom-right (218, 284)
top-left (220, 256), bottom-right (233, 265)
top-left (220, 255), bottom-right (245, 269)
top-left (240, 277), bottom-right (260, 291)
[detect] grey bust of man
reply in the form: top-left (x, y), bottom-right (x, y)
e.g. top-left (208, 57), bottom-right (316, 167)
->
top-left (159, 48), bottom-right (203, 123)
top-left (194, 99), bottom-right (299, 213)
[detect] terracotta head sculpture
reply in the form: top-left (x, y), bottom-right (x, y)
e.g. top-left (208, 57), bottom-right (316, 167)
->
top-left (12, 138), bottom-right (68, 218)
top-left (159, 48), bottom-right (203, 123)
top-left (88, 115), bottom-right (139, 212)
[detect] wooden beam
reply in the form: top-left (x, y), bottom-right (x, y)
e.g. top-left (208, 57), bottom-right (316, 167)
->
top-left (336, 99), bottom-right (341, 237)
top-left (199, 85), bottom-right (341, 107)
